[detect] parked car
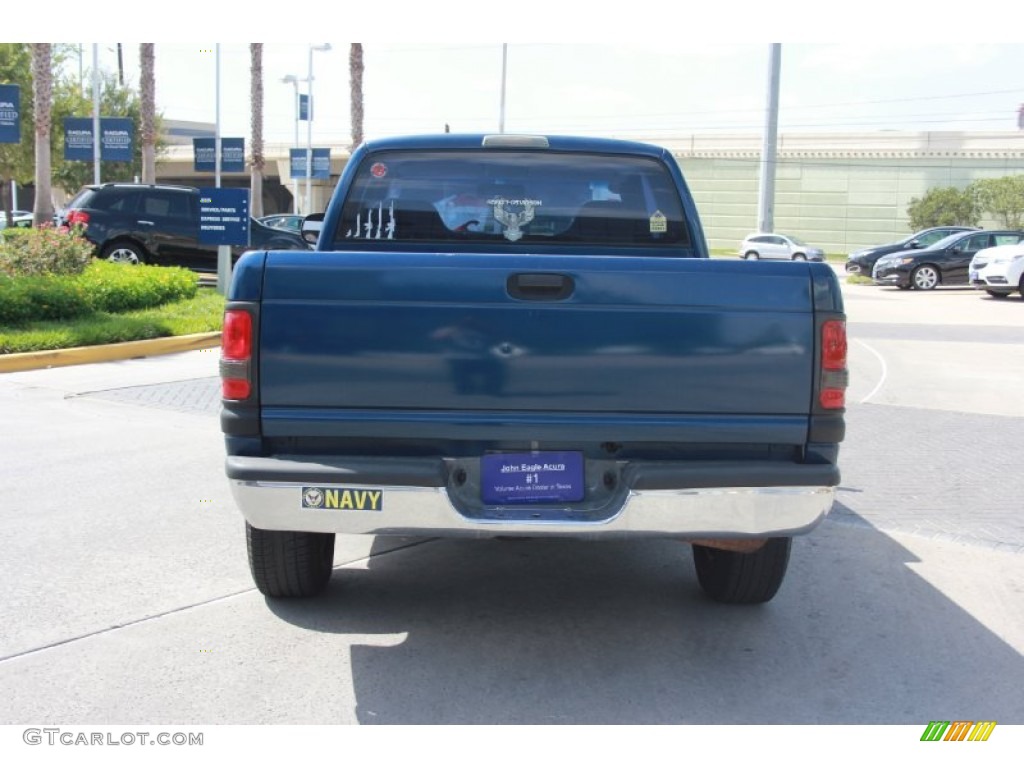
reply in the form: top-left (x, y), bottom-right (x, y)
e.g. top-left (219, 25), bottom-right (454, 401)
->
top-left (739, 233), bottom-right (825, 261)
top-left (845, 226), bottom-right (977, 275)
top-left (59, 183), bottom-right (308, 272)
top-left (872, 230), bottom-right (1024, 290)
top-left (257, 214), bottom-right (304, 233)
top-left (969, 242), bottom-right (1024, 299)
top-left (0, 212), bottom-right (33, 231)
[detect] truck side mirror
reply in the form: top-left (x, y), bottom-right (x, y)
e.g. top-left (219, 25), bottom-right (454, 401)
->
top-left (301, 213), bottom-right (324, 245)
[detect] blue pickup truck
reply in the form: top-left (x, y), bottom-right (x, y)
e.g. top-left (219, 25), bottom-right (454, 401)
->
top-left (221, 134), bottom-right (847, 605)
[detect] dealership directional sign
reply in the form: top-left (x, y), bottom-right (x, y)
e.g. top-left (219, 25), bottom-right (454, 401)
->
top-left (299, 94), bottom-right (310, 121)
top-left (289, 148), bottom-right (331, 179)
top-left (198, 188), bottom-right (250, 246)
top-left (63, 117), bottom-right (135, 161)
top-left (193, 138), bottom-right (245, 173)
top-left (0, 84), bottom-right (20, 144)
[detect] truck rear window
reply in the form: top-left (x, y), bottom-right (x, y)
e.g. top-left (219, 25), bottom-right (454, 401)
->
top-left (332, 150), bottom-right (691, 250)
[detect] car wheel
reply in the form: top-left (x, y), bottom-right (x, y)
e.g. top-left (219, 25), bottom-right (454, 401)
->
top-left (101, 240), bottom-right (146, 265)
top-left (911, 264), bottom-right (940, 291)
top-left (246, 522), bottom-right (335, 598)
top-left (1018, 274), bottom-right (1024, 299)
top-left (744, 251), bottom-right (759, 260)
top-left (986, 290), bottom-right (1010, 299)
top-left (791, 252), bottom-right (807, 261)
top-left (692, 537), bottom-right (791, 604)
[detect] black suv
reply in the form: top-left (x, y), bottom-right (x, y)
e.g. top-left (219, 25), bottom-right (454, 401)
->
top-left (845, 226), bottom-right (979, 275)
top-left (60, 183), bottom-right (307, 271)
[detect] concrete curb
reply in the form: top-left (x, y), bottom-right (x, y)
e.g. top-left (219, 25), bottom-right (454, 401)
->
top-left (0, 332), bottom-right (222, 374)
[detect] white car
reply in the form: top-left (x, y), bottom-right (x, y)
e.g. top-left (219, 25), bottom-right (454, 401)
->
top-left (969, 243), bottom-right (1024, 299)
top-left (739, 233), bottom-right (825, 261)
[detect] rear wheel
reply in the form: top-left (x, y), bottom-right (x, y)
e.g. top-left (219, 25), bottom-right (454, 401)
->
top-left (692, 537), bottom-right (791, 604)
top-left (246, 523), bottom-right (335, 597)
top-left (1019, 274), bottom-right (1024, 299)
top-left (911, 264), bottom-right (940, 290)
top-left (744, 251), bottom-right (759, 260)
top-left (101, 240), bottom-right (146, 265)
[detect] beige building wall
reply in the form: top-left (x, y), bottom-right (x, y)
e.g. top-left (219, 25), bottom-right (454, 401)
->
top-left (669, 131), bottom-right (1024, 255)
top-left (153, 131), bottom-right (1024, 255)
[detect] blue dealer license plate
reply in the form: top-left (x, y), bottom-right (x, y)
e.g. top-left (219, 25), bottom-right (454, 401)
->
top-left (481, 452), bottom-right (584, 504)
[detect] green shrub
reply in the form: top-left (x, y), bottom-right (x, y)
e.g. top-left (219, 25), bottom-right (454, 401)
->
top-left (0, 226), bottom-right (94, 277)
top-left (0, 273), bottom-right (91, 324)
top-left (77, 261), bottom-right (198, 313)
top-left (0, 261), bottom-right (198, 326)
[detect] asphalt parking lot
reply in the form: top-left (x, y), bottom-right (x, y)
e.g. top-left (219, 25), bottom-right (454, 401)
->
top-left (0, 276), bottom-right (1021, 731)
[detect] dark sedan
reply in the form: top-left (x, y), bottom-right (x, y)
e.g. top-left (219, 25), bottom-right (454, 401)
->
top-left (872, 230), bottom-right (1024, 290)
top-left (845, 226), bottom-right (977, 275)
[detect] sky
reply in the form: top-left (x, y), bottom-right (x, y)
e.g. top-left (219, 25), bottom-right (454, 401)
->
top-left (13, 2), bottom-right (1024, 149)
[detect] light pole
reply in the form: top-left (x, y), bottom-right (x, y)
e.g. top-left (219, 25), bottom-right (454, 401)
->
top-left (305, 43), bottom-right (331, 216)
top-left (281, 74), bottom-right (307, 214)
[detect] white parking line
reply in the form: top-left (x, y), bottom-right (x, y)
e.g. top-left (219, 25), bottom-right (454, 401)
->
top-left (854, 338), bottom-right (888, 404)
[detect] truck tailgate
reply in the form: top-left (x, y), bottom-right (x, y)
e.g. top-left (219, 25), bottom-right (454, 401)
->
top-left (256, 252), bottom-right (818, 437)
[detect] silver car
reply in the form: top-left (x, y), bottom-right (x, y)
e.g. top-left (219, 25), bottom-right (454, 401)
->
top-left (740, 233), bottom-right (826, 261)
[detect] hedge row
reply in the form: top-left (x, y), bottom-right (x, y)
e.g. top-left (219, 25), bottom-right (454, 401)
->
top-left (0, 261), bottom-right (198, 326)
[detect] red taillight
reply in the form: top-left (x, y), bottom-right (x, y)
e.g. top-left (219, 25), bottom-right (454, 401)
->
top-left (221, 310), bottom-right (253, 400)
top-left (66, 210), bottom-right (89, 227)
top-left (820, 320), bottom-right (848, 409)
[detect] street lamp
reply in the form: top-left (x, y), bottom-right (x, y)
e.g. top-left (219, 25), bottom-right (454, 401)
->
top-left (305, 43), bottom-right (332, 216)
top-left (281, 74), bottom-right (308, 214)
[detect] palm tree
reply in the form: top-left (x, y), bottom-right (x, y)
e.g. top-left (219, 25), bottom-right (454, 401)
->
top-left (30, 43), bottom-right (53, 227)
top-left (140, 44), bottom-right (156, 184)
top-left (349, 44), bottom-right (363, 150)
top-left (249, 43), bottom-right (264, 218)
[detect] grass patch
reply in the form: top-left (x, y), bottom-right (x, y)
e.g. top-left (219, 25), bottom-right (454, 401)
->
top-left (0, 287), bottom-right (224, 354)
top-left (846, 274), bottom-right (874, 285)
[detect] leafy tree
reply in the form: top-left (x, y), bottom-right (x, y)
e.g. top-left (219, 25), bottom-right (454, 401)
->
top-left (51, 72), bottom-right (160, 195)
top-left (906, 186), bottom-right (981, 230)
top-left (0, 43), bottom-right (33, 227)
top-left (2, 43), bottom-right (162, 215)
top-left (971, 175), bottom-right (1024, 229)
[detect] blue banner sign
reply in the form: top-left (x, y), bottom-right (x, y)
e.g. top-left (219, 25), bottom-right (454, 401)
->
top-left (64, 118), bottom-right (94, 161)
top-left (64, 117), bottom-right (135, 161)
top-left (101, 118), bottom-right (133, 162)
top-left (193, 137), bottom-right (246, 173)
top-left (198, 187), bottom-right (250, 246)
top-left (0, 84), bottom-right (20, 144)
top-left (289, 148), bottom-right (331, 179)
top-left (299, 94), bottom-right (310, 121)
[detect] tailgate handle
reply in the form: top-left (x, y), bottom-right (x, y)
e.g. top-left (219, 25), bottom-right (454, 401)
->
top-left (507, 273), bottom-right (574, 301)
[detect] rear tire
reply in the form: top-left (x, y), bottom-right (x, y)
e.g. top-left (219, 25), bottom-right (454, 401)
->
top-left (692, 537), bottom-right (792, 604)
top-left (101, 240), bottom-right (146, 265)
top-left (246, 523), bottom-right (335, 597)
top-left (744, 251), bottom-right (759, 260)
